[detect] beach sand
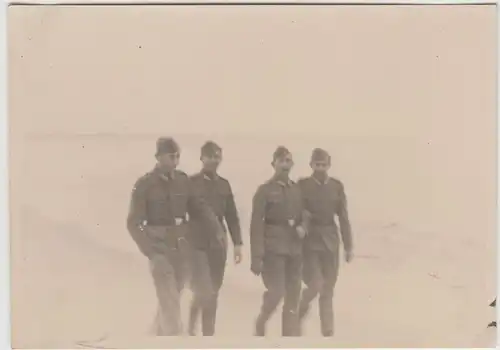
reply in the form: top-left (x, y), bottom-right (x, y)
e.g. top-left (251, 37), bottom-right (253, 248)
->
top-left (8, 4), bottom-right (497, 348)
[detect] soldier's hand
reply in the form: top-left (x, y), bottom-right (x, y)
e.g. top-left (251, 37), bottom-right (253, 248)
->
top-left (251, 260), bottom-right (263, 276)
top-left (217, 236), bottom-right (226, 248)
top-left (296, 225), bottom-right (307, 239)
top-left (234, 245), bottom-right (243, 264)
top-left (345, 249), bottom-right (354, 263)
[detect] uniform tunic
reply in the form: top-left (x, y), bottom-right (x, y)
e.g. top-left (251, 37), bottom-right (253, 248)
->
top-left (189, 171), bottom-right (242, 249)
top-left (297, 175), bottom-right (353, 336)
top-left (250, 176), bottom-right (306, 337)
top-left (187, 171), bottom-right (242, 336)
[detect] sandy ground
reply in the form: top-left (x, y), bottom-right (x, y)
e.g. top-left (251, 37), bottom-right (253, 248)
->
top-left (7, 4), bottom-right (498, 348)
top-left (8, 135), bottom-right (497, 349)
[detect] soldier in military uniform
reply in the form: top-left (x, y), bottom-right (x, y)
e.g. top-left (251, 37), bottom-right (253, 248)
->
top-left (250, 146), bottom-right (307, 337)
top-left (126, 137), bottom-right (224, 336)
top-left (187, 141), bottom-right (243, 336)
top-left (297, 148), bottom-right (354, 337)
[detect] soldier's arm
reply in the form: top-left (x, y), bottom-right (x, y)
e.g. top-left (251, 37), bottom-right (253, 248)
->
top-left (297, 180), bottom-right (312, 232)
top-left (224, 183), bottom-right (243, 246)
top-left (301, 208), bottom-right (312, 234)
top-left (250, 185), bottom-right (267, 262)
top-left (337, 181), bottom-right (353, 252)
top-left (126, 178), bottom-right (154, 257)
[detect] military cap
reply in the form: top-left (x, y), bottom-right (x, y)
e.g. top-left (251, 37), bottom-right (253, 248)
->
top-left (156, 137), bottom-right (180, 156)
top-left (311, 148), bottom-right (330, 162)
top-left (201, 141), bottom-right (222, 157)
top-left (273, 146), bottom-right (291, 162)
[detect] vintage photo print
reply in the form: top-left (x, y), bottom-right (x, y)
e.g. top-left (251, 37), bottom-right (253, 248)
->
top-left (7, 3), bottom-right (497, 348)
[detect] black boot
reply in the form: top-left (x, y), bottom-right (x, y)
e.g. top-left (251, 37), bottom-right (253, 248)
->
top-left (322, 329), bottom-right (334, 337)
top-left (282, 309), bottom-right (300, 337)
top-left (202, 300), bottom-right (217, 336)
top-left (255, 315), bottom-right (266, 337)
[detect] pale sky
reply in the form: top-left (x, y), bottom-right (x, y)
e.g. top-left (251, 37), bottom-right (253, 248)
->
top-left (8, 5), bottom-right (495, 139)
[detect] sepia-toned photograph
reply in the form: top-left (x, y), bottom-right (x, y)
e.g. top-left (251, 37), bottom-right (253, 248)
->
top-left (7, 3), bottom-right (497, 348)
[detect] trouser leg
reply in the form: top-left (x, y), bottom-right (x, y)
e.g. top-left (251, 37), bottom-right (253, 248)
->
top-left (282, 254), bottom-right (303, 337)
top-left (201, 248), bottom-right (227, 336)
top-left (255, 254), bottom-right (286, 336)
top-left (189, 249), bottom-right (214, 336)
top-left (299, 249), bottom-right (323, 321)
top-left (318, 249), bottom-right (340, 336)
top-left (149, 252), bottom-right (183, 336)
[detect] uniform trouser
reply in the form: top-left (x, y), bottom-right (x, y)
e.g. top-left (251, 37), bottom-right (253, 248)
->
top-left (147, 225), bottom-right (191, 336)
top-left (188, 247), bottom-right (227, 336)
top-left (257, 253), bottom-right (303, 336)
top-left (299, 248), bottom-right (340, 336)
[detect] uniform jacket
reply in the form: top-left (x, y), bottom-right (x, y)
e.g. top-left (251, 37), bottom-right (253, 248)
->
top-left (126, 166), bottom-right (224, 257)
top-left (189, 171), bottom-right (242, 250)
top-left (298, 175), bottom-right (353, 252)
top-left (250, 176), bottom-right (305, 262)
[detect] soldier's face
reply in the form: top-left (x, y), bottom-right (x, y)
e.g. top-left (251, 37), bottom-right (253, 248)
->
top-left (201, 153), bottom-right (222, 172)
top-left (311, 160), bottom-right (331, 174)
top-left (157, 152), bottom-right (180, 171)
top-left (273, 154), bottom-right (294, 174)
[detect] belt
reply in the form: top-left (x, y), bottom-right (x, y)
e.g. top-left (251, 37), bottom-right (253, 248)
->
top-left (310, 219), bottom-right (335, 226)
top-left (146, 216), bottom-right (187, 227)
top-left (264, 218), bottom-right (297, 227)
top-left (145, 221), bottom-right (189, 249)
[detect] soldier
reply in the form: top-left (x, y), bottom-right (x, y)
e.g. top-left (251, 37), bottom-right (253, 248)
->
top-left (187, 141), bottom-right (243, 336)
top-left (250, 146), bottom-right (307, 337)
top-left (297, 148), bottom-right (354, 337)
top-left (126, 137), bottom-right (224, 336)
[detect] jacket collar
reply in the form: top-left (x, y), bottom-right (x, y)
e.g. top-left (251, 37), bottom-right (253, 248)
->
top-left (312, 175), bottom-right (329, 186)
top-left (272, 174), bottom-right (293, 187)
top-left (201, 169), bottom-right (219, 181)
top-left (153, 165), bottom-right (175, 182)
